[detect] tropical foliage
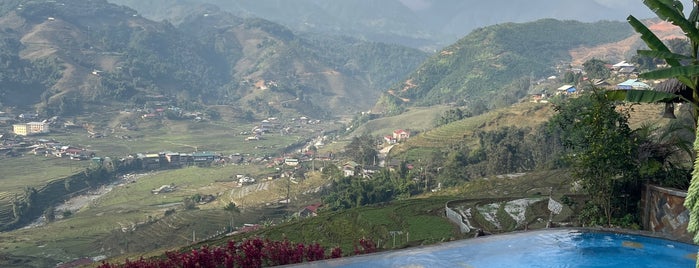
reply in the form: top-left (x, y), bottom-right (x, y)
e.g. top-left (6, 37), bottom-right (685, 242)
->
top-left (607, 0), bottom-right (699, 248)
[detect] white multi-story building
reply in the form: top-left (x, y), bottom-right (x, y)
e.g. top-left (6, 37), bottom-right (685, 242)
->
top-left (13, 122), bottom-right (49, 136)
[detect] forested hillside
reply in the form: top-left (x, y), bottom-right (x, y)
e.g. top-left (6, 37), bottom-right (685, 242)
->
top-left (175, 6), bottom-right (428, 116)
top-left (0, 0), bottom-right (427, 119)
top-left (378, 19), bottom-right (635, 112)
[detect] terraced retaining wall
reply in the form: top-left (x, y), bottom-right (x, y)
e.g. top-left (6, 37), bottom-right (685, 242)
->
top-left (641, 184), bottom-right (691, 243)
top-left (445, 201), bottom-right (471, 233)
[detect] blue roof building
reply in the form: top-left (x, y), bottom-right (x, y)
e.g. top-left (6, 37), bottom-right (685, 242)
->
top-left (617, 79), bottom-right (650, 90)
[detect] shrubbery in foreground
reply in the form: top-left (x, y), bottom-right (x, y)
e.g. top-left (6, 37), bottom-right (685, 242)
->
top-left (98, 237), bottom-right (377, 268)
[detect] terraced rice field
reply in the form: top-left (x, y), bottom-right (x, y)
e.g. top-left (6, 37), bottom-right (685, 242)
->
top-left (0, 192), bottom-right (17, 226)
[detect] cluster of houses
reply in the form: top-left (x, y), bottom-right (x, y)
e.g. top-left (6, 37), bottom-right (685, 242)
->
top-left (531, 60), bottom-right (654, 103)
top-left (245, 116), bottom-right (321, 141)
top-left (341, 161), bottom-right (376, 178)
top-left (0, 137), bottom-right (93, 160)
top-left (130, 95), bottom-right (208, 122)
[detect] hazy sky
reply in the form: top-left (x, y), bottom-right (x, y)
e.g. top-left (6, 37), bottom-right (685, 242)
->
top-left (398, 0), bottom-right (693, 20)
top-left (604, 0), bottom-right (694, 18)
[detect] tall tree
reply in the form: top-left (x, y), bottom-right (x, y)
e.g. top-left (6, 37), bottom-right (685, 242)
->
top-left (344, 134), bottom-right (378, 166)
top-left (583, 58), bottom-right (611, 79)
top-left (549, 91), bottom-right (636, 225)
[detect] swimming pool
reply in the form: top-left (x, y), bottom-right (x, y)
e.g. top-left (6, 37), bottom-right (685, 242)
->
top-left (301, 229), bottom-right (698, 267)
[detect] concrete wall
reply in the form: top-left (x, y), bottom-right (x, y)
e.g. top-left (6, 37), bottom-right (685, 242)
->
top-left (641, 184), bottom-right (691, 243)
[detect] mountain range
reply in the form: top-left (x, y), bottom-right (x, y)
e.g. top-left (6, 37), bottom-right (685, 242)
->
top-left (0, 0), bottom-right (685, 123)
top-left (107, 0), bottom-right (678, 51)
top-left (0, 0), bottom-right (427, 120)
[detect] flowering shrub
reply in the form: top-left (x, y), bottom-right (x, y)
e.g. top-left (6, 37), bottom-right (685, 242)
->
top-left (354, 238), bottom-right (377, 255)
top-left (97, 237), bottom-right (377, 268)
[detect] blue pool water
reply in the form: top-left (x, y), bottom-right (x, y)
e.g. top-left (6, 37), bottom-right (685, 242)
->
top-left (302, 229), bottom-right (698, 268)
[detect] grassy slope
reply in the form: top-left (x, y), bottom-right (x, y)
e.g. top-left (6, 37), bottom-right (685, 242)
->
top-left (351, 105), bottom-right (454, 137)
top-left (388, 101), bottom-right (676, 160)
top-left (0, 155), bottom-right (90, 192)
top-left (389, 101), bottom-right (555, 158)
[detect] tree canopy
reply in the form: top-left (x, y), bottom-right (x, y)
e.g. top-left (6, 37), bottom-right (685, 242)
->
top-left (583, 58), bottom-right (610, 80)
top-left (549, 91), bottom-right (636, 225)
top-left (343, 134), bottom-right (378, 166)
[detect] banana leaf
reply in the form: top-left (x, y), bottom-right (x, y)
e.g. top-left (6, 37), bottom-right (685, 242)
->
top-left (637, 50), bottom-right (692, 60)
top-left (639, 66), bottom-right (699, 89)
top-left (627, 15), bottom-right (680, 67)
top-left (627, 15), bottom-right (695, 88)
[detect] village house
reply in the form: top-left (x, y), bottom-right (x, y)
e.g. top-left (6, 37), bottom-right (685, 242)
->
top-left (260, 119), bottom-right (276, 129)
top-left (611, 60), bottom-right (635, 71)
top-left (556, 85), bottom-right (576, 95)
top-left (342, 161), bottom-right (360, 177)
top-left (529, 93), bottom-right (548, 103)
top-left (362, 165), bottom-right (381, 178)
top-left (180, 153), bottom-right (194, 166)
top-left (231, 224), bottom-right (261, 235)
top-left (298, 203), bottom-right (322, 218)
top-left (590, 79), bottom-right (612, 88)
top-left (18, 113), bottom-right (38, 120)
top-left (138, 153), bottom-right (162, 169)
top-left (384, 135), bottom-right (397, 144)
top-left (193, 152), bottom-right (219, 166)
top-left (164, 152), bottom-right (182, 167)
top-left (284, 158), bottom-right (299, 166)
top-left (617, 66), bottom-right (637, 77)
top-left (616, 79), bottom-right (650, 90)
top-left (393, 129), bottom-right (410, 142)
top-left (64, 147), bottom-right (88, 160)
